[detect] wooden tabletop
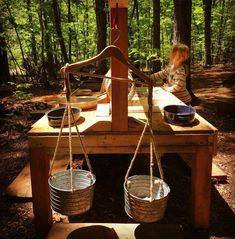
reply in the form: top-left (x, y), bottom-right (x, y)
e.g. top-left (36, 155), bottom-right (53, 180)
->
top-left (28, 87), bottom-right (217, 136)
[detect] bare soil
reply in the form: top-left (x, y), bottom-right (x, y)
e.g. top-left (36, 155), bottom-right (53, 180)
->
top-left (0, 65), bottom-right (234, 239)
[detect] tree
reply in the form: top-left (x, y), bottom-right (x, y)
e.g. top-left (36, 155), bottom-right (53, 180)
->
top-left (95, 0), bottom-right (107, 74)
top-left (173, 0), bottom-right (191, 47)
top-left (43, 3), bottom-right (57, 84)
top-left (0, 19), bottom-right (10, 85)
top-left (203, 0), bottom-right (212, 66)
top-left (26, 0), bottom-right (37, 66)
top-left (173, 0), bottom-right (196, 101)
top-left (215, 0), bottom-right (225, 63)
top-left (52, 0), bottom-right (69, 63)
top-left (67, 0), bottom-right (72, 61)
top-left (6, 1), bottom-right (26, 67)
top-left (152, 0), bottom-right (161, 72)
top-left (38, 0), bottom-right (48, 86)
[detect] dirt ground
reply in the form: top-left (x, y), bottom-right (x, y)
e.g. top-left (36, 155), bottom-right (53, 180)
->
top-left (0, 65), bottom-right (234, 239)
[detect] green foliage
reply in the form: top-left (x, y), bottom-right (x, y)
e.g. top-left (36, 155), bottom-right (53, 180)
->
top-left (1, 0), bottom-right (234, 80)
top-left (9, 82), bottom-right (33, 100)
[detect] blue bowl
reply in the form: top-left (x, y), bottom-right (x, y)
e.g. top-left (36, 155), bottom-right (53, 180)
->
top-left (163, 105), bottom-right (196, 125)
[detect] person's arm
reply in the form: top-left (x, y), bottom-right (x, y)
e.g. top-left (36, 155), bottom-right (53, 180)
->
top-left (163, 67), bottom-right (186, 92)
top-left (150, 68), bottom-right (169, 86)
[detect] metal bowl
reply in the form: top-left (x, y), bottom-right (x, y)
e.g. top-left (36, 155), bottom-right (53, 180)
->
top-left (72, 88), bottom-right (92, 96)
top-left (58, 96), bottom-right (97, 110)
top-left (163, 105), bottom-right (196, 125)
top-left (46, 107), bottom-right (81, 127)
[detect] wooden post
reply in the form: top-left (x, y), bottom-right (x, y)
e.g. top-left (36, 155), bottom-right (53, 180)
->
top-left (29, 148), bottom-right (53, 238)
top-left (109, 1), bottom-right (128, 131)
top-left (191, 146), bottom-right (212, 228)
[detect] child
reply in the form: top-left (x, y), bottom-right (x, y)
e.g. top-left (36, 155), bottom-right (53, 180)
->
top-left (151, 43), bottom-right (192, 105)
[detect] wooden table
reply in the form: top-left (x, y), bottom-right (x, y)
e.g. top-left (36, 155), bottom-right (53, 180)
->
top-left (28, 87), bottom-right (217, 238)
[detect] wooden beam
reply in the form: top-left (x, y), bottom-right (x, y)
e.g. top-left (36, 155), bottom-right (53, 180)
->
top-left (109, 0), bottom-right (128, 8)
top-left (110, 7), bottom-right (128, 131)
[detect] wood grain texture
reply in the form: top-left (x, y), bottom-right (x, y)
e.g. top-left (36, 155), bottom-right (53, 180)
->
top-left (110, 7), bottom-right (128, 131)
top-left (29, 148), bottom-right (53, 238)
top-left (191, 146), bottom-right (213, 228)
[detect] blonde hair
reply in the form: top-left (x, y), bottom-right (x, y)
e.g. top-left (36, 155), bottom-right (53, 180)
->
top-left (169, 43), bottom-right (189, 74)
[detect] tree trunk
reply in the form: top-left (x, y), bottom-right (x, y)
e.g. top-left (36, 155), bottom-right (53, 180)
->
top-left (82, 0), bottom-right (89, 59)
top-left (173, 0), bottom-right (191, 47)
top-left (203, 0), bottom-right (212, 66)
top-left (27, 0), bottom-right (37, 65)
top-left (43, 9), bottom-right (57, 84)
top-left (215, 0), bottom-right (225, 63)
top-left (131, 0), bottom-right (140, 69)
top-left (152, 0), bottom-right (161, 72)
top-left (38, 0), bottom-right (48, 86)
top-left (6, 3), bottom-right (26, 67)
top-left (0, 21), bottom-right (10, 85)
top-left (67, 0), bottom-right (72, 61)
top-left (95, 0), bottom-right (107, 74)
top-left (173, 0), bottom-right (197, 102)
top-left (52, 0), bottom-right (69, 63)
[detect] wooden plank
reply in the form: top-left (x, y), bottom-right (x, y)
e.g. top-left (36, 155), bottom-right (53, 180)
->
top-left (28, 134), bottom-right (215, 149)
top-left (27, 145), bottom-right (198, 155)
top-left (178, 153), bottom-right (227, 181)
top-left (5, 156), bottom-right (69, 198)
top-left (5, 163), bottom-right (32, 198)
top-left (47, 223), bottom-right (184, 239)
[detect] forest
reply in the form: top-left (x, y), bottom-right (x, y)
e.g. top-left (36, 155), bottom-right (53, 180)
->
top-left (0, 0), bottom-right (234, 91)
top-left (0, 0), bottom-right (234, 239)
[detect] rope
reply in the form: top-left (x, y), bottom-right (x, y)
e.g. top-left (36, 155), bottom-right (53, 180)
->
top-left (148, 126), bottom-right (164, 180)
top-left (49, 66), bottom-right (94, 188)
top-left (68, 102), bottom-right (73, 191)
top-left (124, 77), bottom-right (165, 202)
top-left (130, 118), bottom-right (164, 181)
top-left (150, 141), bottom-right (153, 202)
top-left (124, 119), bottom-right (148, 183)
top-left (70, 105), bottom-right (93, 178)
top-left (49, 104), bottom-right (68, 176)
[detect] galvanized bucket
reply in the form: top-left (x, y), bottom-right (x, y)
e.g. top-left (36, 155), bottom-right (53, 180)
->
top-left (48, 169), bottom-right (96, 216)
top-left (124, 175), bottom-right (170, 223)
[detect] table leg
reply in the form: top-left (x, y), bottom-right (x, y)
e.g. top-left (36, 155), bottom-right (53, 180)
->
top-left (29, 148), bottom-right (53, 238)
top-left (191, 146), bottom-right (212, 228)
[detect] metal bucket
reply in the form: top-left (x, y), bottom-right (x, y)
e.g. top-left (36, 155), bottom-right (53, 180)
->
top-left (48, 169), bottom-right (96, 216)
top-left (124, 175), bottom-right (170, 223)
